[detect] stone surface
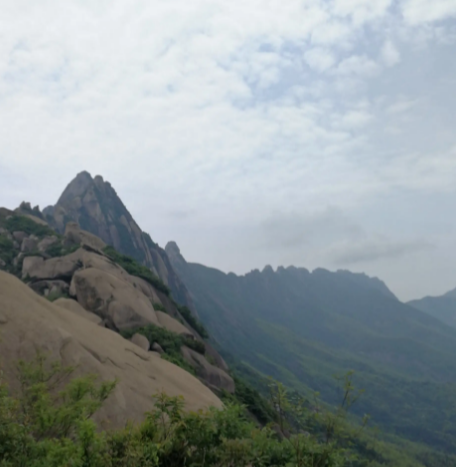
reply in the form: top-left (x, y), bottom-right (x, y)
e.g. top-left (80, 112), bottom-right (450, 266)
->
top-left (0, 270), bottom-right (222, 429)
top-left (13, 231), bottom-right (27, 242)
top-left (43, 171), bottom-right (195, 310)
top-left (152, 342), bottom-right (164, 354)
top-left (21, 235), bottom-right (39, 253)
top-left (54, 297), bottom-right (103, 326)
top-left (22, 250), bottom-right (83, 281)
top-left (70, 267), bottom-right (161, 331)
top-left (131, 333), bottom-right (150, 352)
top-left (64, 222), bottom-right (106, 252)
top-left (156, 311), bottom-right (193, 337)
top-left (38, 236), bottom-right (59, 253)
top-left (181, 346), bottom-right (235, 394)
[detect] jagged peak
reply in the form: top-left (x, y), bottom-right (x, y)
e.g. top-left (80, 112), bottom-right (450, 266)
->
top-left (57, 171), bottom-right (94, 205)
top-left (165, 241), bottom-right (181, 255)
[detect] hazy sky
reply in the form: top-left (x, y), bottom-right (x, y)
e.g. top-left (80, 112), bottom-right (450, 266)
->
top-left (1, 0), bottom-right (456, 301)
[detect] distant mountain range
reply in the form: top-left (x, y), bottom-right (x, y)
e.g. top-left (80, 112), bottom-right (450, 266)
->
top-left (408, 289), bottom-right (456, 329)
top-left (166, 241), bottom-right (456, 452)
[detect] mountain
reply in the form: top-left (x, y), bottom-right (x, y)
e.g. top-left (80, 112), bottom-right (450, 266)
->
top-left (166, 241), bottom-right (456, 453)
top-left (408, 288), bottom-right (456, 329)
top-left (42, 171), bottom-right (194, 310)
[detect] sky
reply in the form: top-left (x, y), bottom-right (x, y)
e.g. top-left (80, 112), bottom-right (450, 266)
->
top-left (1, 0), bottom-right (456, 301)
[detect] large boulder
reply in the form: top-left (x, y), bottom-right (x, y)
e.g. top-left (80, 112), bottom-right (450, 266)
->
top-left (181, 346), bottom-right (235, 394)
top-left (21, 235), bottom-right (39, 253)
top-left (131, 333), bottom-right (150, 352)
top-left (156, 311), bottom-right (193, 337)
top-left (22, 250), bottom-right (83, 281)
top-left (69, 267), bottom-right (161, 331)
top-left (0, 270), bottom-right (222, 428)
top-left (37, 236), bottom-right (59, 254)
top-left (64, 222), bottom-right (106, 252)
top-left (54, 297), bottom-right (103, 326)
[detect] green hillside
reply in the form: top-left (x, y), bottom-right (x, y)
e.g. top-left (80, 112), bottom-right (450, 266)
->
top-left (166, 242), bottom-right (456, 456)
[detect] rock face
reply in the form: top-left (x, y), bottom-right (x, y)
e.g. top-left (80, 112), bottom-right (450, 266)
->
top-left (0, 271), bottom-right (222, 428)
top-left (43, 171), bottom-right (194, 310)
top-left (70, 267), bottom-right (161, 331)
top-left (131, 333), bottom-right (151, 352)
top-left (1, 200), bottom-right (233, 397)
top-left (54, 297), bottom-right (104, 326)
top-left (181, 346), bottom-right (235, 394)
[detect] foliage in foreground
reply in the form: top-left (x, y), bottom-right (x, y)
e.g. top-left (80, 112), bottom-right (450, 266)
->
top-left (0, 354), bottom-right (369, 467)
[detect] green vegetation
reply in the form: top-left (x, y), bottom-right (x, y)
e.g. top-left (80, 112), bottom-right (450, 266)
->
top-left (0, 354), bottom-right (383, 467)
top-left (46, 290), bottom-right (70, 302)
top-left (121, 324), bottom-right (205, 375)
top-left (103, 246), bottom-right (171, 296)
top-left (2, 215), bottom-right (55, 238)
top-left (0, 235), bottom-right (15, 269)
top-left (168, 257), bottom-right (456, 460)
top-left (177, 304), bottom-right (209, 339)
top-left (45, 242), bottom-right (79, 258)
top-left (152, 302), bottom-right (167, 312)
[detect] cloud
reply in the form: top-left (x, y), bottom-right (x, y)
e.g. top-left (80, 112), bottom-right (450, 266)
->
top-left (261, 207), bottom-right (363, 249)
top-left (402, 0), bottom-right (456, 25)
top-left (328, 237), bottom-right (433, 265)
top-left (304, 48), bottom-right (336, 72)
top-left (0, 0), bottom-right (456, 301)
top-left (381, 40), bottom-right (401, 66)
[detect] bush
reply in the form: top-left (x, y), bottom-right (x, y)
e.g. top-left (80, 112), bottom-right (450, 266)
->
top-left (122, 325), bottom-right (200, 375)
top-left (2, 215), bottom-right (55, 238)
top-left (152, 302), bottom-right (167, 312)
top-left (0, 354), bottom-right (383, 467)
top-left (0, 234), bottom-right (15, 269)
top-left (103, 246), bottom-right (171, 296)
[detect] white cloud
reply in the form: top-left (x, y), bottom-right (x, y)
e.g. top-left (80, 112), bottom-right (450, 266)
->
top-left (402, 0), bottom-right (456, 25)
top-left (304, 47), bottom-right (336, 72)
top-left (381, 40), bottom-right (401, 66)
top-left (0, 0), bottom-right (455, 299)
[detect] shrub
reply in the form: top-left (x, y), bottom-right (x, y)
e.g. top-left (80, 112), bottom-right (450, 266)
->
top-left (0, 354), bottom-right (378, 467)
top-left (122, 325), bottom-right (200, 375)
top-left (2, 215), bottom-right (55, 238)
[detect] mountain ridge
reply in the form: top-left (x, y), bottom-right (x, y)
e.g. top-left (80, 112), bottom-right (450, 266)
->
top-left (167, 240), bottom-right (456, 453)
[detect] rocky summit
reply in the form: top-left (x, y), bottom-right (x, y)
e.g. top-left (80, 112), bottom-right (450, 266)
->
top-left (42, 171), bottom-right (194, 310)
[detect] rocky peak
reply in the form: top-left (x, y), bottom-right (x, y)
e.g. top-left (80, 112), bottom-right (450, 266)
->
top-left (165, 241), bottom-right (187, 267)
top-left (44, 172), bottom-right (195, 310)
top-left (57, 171), bottom-right (94, 206)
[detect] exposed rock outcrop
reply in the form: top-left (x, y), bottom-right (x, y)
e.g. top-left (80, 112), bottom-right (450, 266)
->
top-left (0, 271), bottom-right (222, 428)
top-left (181, 346), bottom-right (235, 394)
top-left (43, 171), bottom-right (194, 310)
top-left (131, 333), bottom-right (150, 352)
top-left (54, 297), bottom-right (104, 326)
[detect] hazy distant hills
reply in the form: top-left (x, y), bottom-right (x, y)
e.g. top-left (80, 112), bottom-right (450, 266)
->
top-left (408, 288), bottom-right (456, 329)
top-left (166, 241), bottom-right (456, 451)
